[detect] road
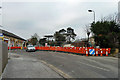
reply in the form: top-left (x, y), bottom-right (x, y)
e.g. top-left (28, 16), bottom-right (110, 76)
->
top-left (9, 50), bottom-right (118, 78)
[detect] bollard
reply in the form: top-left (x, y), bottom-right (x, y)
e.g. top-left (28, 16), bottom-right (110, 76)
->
top-left (100, 49), bottom-right (103, 56)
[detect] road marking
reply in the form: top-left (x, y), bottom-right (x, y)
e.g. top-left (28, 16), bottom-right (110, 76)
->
top-left (40, 60), bottom-right (72, 79)
top-left (78, 61), bottom-right (110, 72)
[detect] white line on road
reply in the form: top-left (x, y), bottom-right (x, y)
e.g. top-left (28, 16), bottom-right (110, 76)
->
top-left (78, 61), bottom-right (110, 72)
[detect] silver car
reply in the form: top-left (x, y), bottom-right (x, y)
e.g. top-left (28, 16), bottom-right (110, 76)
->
top-left (26, 45), bottom-right (36, 52)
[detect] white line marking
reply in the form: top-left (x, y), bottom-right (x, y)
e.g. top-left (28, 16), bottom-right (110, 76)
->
top-left (78, 61), bottom-right (110, 71)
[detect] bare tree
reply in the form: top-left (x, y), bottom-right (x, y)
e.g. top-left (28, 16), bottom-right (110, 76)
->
top-left (84, 24), bottom-right (91, 33)
top-left (101, 12), bottom-right (119, 24)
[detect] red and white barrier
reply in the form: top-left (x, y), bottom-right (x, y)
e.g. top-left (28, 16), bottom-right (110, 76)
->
top-left (106, 48), bottom-right (109, 56)
top-left (100, 49), bottom-right (103, 56)
top-left (95, 48), bottom-right (98, 56)
top-left (85, 48), bottom-right (88, 56)
top-left (8, 46), bottom-right (111, 56)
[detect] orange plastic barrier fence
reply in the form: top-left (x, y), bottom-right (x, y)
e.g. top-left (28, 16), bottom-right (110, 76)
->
top-left (8, 46), bottom-right (111, 56)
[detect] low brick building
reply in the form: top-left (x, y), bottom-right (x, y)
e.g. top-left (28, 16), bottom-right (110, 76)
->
top-left (0, 29), bottom-right (26, 47)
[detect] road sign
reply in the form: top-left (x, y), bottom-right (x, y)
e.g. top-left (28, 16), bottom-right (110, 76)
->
top-left (89, 49), bottom-right (95, 55)
top-left (0, 33), bottom-right (3, 37)
top-left (0, 33), bottom-right (4, 40)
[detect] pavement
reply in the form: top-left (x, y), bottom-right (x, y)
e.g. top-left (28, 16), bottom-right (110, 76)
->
top-left (1, 52), bottom-right (63, 79)
top-left (112, 52), bottom-right (120, 58)
top-left (1, 50), bottom-right (119, 79)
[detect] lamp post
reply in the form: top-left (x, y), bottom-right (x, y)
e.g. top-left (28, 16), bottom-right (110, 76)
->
top-left (88, 9), bottom-right (97, 48)
top-left (88, 9), bottom-right (95, 23)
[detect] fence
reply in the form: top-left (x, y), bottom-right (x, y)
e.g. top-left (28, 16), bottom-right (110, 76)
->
top-left (8, 46), bottom-right (111, 56)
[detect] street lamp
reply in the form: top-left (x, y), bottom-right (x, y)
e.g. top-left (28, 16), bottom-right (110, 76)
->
top-left (88, 9), bottom-right (96, 48)
top-left (88, 9), bottom-right (95, 23)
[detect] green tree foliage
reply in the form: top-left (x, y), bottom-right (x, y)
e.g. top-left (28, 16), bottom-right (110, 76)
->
top-left (65, 27), bottom-right (77, 43)
top-left (27, 33), bottom-right (39, 46)
top-left (90, 20), bottom-right (120, 48)
top-left (44, 35), bottom-right (53, 41)
top-left (54, 31), bottom-right (66, 46)
top-left (54, 27), bottom-right (77, 46)
top-left (59, 29), bottom-right (66, 34)
top-left (30, 37), bottom-right (38, 45)
top-left (48, 40), bottom-right (55, 46)
top-left (44, 35), bottom-right (54, 46)
top-left (39, 38), bottom-right (47, 46)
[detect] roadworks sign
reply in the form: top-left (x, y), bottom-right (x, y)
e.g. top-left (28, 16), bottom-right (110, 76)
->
top-left (89, 49), bottom-right (95, 55)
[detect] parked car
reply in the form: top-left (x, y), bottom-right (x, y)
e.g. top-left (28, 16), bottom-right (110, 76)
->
top-left (26, 45), bottom-right (36, 52)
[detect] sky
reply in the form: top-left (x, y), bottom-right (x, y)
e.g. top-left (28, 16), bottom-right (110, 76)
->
top-left (0, 0), bottom-right (119, 40)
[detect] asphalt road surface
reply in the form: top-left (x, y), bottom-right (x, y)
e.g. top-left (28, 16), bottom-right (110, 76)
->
top-left (9, 50), bottom-right (118, 78)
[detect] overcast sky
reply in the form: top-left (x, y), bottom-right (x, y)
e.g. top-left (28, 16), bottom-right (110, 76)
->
top-left (0, 0), bottom-right (119, 40)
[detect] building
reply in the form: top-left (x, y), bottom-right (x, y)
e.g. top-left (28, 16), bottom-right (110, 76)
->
top-left (0, 29), bottom-right (26, 47)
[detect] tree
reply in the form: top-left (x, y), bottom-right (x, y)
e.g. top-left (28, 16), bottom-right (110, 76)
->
top-left (44, 35), bottom-right (53, 41)
top-left (54, 31), bottom-right (66, 46)
top-left (30, 37), bottom-right (38, 45)
top-left (90, 20), bottom-right (120, 48)
top-left (59, 29), bottom-right (66, 34)
top-left (101, 13), bottom-right (119, 24)
top-left (65, 27), bottom-right (77, 43)
top-left (44, 35), bottom-right (53, 45)
top-left (27, 33), bottom-right (39, 46)
top-left (32, 33), bottom-right (39, 41)
top-left (53, 27), bottom-right (77, 46)
top-left (39, 38), bottom-right (47, 46)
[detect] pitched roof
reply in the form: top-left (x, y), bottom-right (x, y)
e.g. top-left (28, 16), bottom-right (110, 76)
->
top-left (0, 29), bottom-right (26, 41)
